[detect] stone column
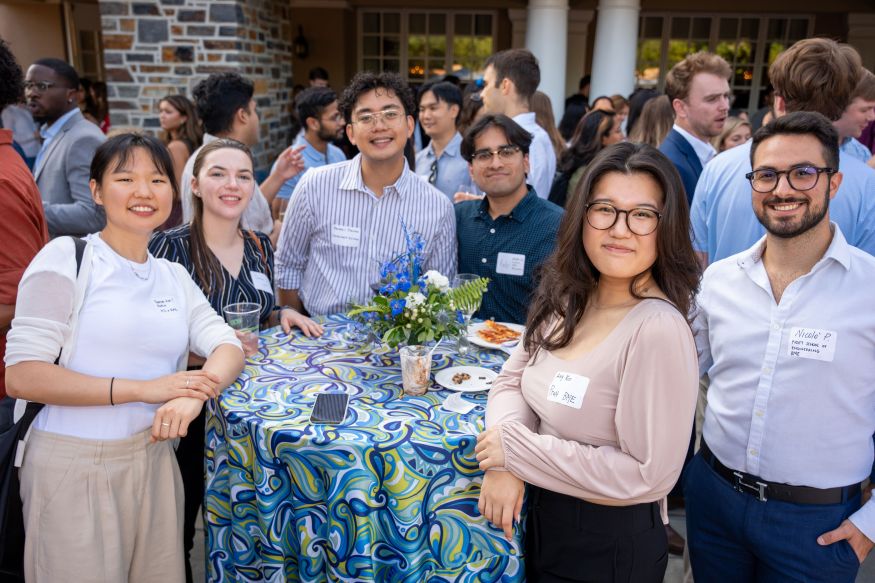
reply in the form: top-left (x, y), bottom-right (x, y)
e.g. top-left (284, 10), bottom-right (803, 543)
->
top-left (565, 10), bottom-right (594, 98)
top-left (98, 0), bottom-right (294, 167)
top-left (524, 0), bottom-right (569, 118)
top-left (589, 0), bottom-right (640, 100)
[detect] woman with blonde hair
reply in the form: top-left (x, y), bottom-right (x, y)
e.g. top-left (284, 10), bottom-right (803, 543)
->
top-left (712, 116), bottom-right (751, 153)
top-left (628, 95), bottom-right (674, 148)
top-left (532, 90), bottom-right (566, 161)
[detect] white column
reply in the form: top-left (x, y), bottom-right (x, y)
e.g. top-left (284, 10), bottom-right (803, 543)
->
top-left (848, 13), bottom-right (875, 71)
top-left (566, 10), bottom-right (594, 98)
top-left (524, 0), bottom-right (569, 118)
top-left (590, 0), bottom-right (640, 100)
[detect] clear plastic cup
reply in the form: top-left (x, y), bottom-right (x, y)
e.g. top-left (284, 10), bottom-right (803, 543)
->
top-left (400, 345), bottom-right (431, 396)
top-left (223, 302), bottom-right (261, 356)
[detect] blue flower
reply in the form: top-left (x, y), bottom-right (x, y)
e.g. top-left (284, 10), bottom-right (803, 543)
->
top-left (391, 299), bottom-right (406, 317)
top-left (380, 283), bottom-right (396, 295)
top-left (396, 278), bottom-right (412, 293)
top-left (456, 310), bottom-right (466, 324)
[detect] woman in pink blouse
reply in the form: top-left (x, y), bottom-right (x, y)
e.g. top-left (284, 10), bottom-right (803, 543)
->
top-left (475, 141), bottom-right (701, 582)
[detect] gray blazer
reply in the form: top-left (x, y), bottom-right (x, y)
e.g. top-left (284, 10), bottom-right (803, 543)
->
top-left (34, 110), bottom-right (106, 237)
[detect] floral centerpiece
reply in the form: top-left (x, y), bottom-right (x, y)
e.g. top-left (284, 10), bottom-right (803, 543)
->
top-left (347, 227), bottom-right (488, 348)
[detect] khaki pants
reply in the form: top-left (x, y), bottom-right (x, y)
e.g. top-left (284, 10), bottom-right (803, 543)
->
top-left (19, 428), bottom-right (185, 583)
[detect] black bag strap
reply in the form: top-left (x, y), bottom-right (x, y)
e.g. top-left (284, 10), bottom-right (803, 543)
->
top-left (20, 237), bottom-right (87, 425)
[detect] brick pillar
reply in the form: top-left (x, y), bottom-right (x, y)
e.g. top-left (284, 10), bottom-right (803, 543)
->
top-left (98, 0), bottom-right (294, 168)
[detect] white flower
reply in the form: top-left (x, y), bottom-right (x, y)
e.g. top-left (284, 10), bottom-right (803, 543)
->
top-left (407, 292), bottom-right (427, 308)
top-left (424, 270), bottom-right (450, 292)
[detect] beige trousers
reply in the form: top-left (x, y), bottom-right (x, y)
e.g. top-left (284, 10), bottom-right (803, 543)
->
top-left (19, 428), bottom-right (185, 583)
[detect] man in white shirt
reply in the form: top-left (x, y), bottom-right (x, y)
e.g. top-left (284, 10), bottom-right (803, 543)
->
top-left (835, 69), bottom-right (875, 164)
top-left (477, 49), bottom-right (556, 200)
top-left (688, 111), bottom-right (875, 582)
top-left (659, 52), bottom-right (731, 205)
top-left (181, 72), bottom-right (304, 243)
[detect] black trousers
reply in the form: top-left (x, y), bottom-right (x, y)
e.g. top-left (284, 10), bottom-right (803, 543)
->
top-left (525, 487), bottom-right (668, 583)
top-left (175, 407), bottom-right (206, 583)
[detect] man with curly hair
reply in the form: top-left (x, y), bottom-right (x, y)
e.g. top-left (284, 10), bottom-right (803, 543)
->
top-left (275, 72), bottom-right (456, 316)
top-left (0, 37), bottom-right (48, 410)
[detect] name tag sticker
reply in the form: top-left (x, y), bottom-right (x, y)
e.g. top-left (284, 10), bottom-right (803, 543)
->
top-left (152, 296), bottom-right (179, 314)
top-left (496, 252), bottom-right (525, 276)
top-left (250, 271), bottom-right (274, 295)
top-left (547, 371), bottom-right (590, 409)
top-left (331, 224), bottom-right (361, 248)
top-left (787, 327), bottom-right (837, 362)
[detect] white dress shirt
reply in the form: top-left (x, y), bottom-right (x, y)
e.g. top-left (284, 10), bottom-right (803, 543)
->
top-left (672, 124), bottom-right (717, 168)
top-left (694, 224), bottom-right (875, 539)
top-left (513, 112), bottom-right (557, 200)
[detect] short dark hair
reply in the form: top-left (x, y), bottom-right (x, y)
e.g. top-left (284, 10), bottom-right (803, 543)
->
top-left (192, 72), bottom-right (254, 135)
top-left (338, 71), bottom-right (414, 124)
top-left (484, 49), bottom-right (540, 102)
top-left (0, 37), bottom-right (24, 110)
top-left (296, 87), bottom-right (337, 125)
top-left (579, 75), bottom-right (591, 90)
top-left (309, 66), bottom-right (329, 82)
top-left (33, 57), bottom-right (79, 89)
top-left (750, 111), bottom-right (840, 171)
top-left (418, 81), bottom-right (463, 122)
top-left (91, 133), bottom-right (178, 202)
top-left (460, 113), bottom-right (533, 162)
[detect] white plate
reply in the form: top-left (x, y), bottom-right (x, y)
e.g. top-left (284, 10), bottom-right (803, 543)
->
top-left (435, 366), bottom-right (498, 392)
top-left (467, 321), bottom-right (525, 350)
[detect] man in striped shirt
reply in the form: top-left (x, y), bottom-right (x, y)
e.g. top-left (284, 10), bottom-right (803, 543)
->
top-left (275, 72), bottom-right (457, 316)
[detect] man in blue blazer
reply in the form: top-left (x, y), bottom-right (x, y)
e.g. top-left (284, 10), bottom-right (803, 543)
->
top-left (660, 52), bottom-right (732, 205)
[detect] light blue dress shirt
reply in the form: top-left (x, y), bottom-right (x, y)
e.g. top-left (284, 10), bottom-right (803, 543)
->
top-left (691, 141), bottom-right (875, 263)
top-left (272, 134), bottom-right (346, 200)
top-left (414, 132), bottom-right (473, 201)
top-left (840, 137), bottom-right (872, 164)
top-left (513, 112), bottom-right (556, 200)
top-left (695, 224), bottom-right (875, 540)
top-left (34, 107), bottom-right (79, 171)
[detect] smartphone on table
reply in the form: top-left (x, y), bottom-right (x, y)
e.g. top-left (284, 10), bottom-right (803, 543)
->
top-left (309, 392), bottom-right (350, 425)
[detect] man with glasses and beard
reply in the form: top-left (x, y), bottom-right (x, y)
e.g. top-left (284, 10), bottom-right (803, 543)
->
top-left (275, 72), bottom-right (456, 316)
top-left (25, 58), bottom-right (105, 237)
top-left (271, 87), bottom-right (347, 216)
top-left (455, 114), bottom-right (562, 324)
top-left (687, 111), bottom-right (875, 582)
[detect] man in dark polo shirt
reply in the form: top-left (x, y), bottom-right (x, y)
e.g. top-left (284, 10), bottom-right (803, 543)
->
top-left (455, 114), bottom-right (563, 324)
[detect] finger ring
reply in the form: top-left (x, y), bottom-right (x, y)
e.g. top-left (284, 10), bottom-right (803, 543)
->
top-left (161, 422), bottom-right (171, 427)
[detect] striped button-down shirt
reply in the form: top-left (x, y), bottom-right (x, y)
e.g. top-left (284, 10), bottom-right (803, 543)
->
top-left (275, 154), bottom-right (457, 315)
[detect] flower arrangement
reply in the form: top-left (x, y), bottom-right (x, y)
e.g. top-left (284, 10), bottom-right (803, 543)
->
top-left (347, 226), bottom-right (488, 348)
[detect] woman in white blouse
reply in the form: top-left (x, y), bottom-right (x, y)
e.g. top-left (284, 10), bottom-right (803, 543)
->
top-left (6, 133), bottom-right (244, 582)
top-left (475, 142), bottom-right (701, 582)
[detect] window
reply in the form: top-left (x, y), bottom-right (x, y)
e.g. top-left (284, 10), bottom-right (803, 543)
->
top-left (359, 10), bottom-right (496, 87)
top-left (635, 14), bottom-right (813, 114)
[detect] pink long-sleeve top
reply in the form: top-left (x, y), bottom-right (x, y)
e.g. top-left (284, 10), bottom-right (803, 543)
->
top-left (486, 299), bottom-right (698, 522)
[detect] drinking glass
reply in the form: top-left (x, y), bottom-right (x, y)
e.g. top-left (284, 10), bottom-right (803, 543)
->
top-left (452, 273), bottom-right (482, 356)
top-left (400, 345), bottom-right (431, 396)
top-left (223, 302), bottom-right (261, 357)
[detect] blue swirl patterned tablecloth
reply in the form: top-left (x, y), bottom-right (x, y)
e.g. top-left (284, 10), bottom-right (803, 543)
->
top-left (204, 315), bottom-right (524, 582)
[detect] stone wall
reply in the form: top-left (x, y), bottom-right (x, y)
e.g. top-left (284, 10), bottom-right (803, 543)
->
top-left (99, 0), bottom-right (294, 168)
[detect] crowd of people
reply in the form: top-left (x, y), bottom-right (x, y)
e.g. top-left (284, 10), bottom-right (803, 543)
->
top-left (2, 30), bottom-right (875, 583)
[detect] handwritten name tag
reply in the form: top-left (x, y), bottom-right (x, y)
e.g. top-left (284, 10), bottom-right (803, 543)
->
top-left (787, 327), bottom-right (837, 362)
top-left (547, 371), bottom-right (589, 409)
top-left (153, 296), bottom-right (179, 314)
top-left (250, 271), bottom-right (274, 295)
top-left (331, 224), bottom-right (361, 248)
top-left (496, 252), bottom-right (525, 276)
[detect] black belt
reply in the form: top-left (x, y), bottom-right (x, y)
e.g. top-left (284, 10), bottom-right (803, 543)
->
top-left (700, 440), bottom-right (860, 505)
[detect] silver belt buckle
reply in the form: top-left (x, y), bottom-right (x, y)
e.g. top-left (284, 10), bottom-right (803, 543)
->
top-left (733, 471), bottom-right (769, 502)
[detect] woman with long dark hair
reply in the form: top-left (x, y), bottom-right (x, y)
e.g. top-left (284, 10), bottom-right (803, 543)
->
top-left (548, 110), bottom-right (623, 208)
top-left (475, 142), bottom-right (700, 582)
top-left (6, 133), bottom-right (244, 582)
top-left (158, 95), bottom-right (203, 229)
top-left (148, 138), bottom-right (321, 582)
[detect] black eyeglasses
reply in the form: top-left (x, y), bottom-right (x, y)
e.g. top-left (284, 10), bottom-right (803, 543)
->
top-left (585, 202), bottom-right (662, 236)
top-left (24, 81), bottom-right (58, 93)
top-left (745, 166), bottom-right (834, 193)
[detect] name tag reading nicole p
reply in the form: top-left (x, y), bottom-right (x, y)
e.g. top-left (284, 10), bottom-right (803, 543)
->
top-left (547, 371), bottom-right (589, 409)
top-left (788, 327), bottom-right (837, 362)
top-left (331, 225), bottom-right (361, 248)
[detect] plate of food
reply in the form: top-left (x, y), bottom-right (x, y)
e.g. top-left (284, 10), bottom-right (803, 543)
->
top-left (434, 366), bottom-right (498, 392)
top-left (467, 320), bottom-right (524, 350)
